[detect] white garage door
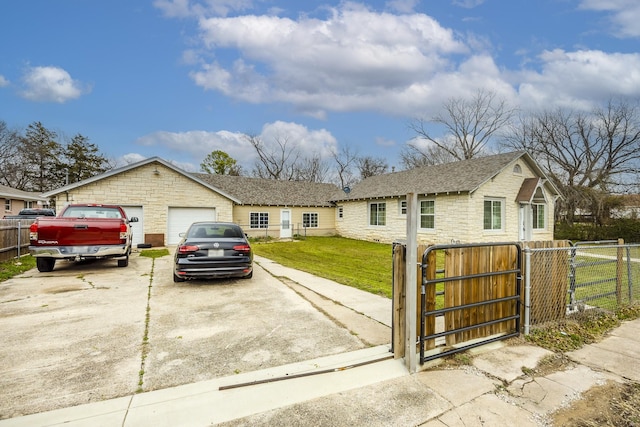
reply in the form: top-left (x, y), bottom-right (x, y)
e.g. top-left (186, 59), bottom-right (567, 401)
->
top-left (167, 207), bottom-right (217, 245)
top-left (122, 206), bottom-right (144, 246)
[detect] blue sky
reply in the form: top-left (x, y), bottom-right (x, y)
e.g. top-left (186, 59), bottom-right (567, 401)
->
top-left (1, 0), bottom-right (639, 173)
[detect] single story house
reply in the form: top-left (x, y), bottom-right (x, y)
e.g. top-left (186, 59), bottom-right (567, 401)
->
top-left (1, 184), bottom-right (50, 218)
top-left (331, 151), bottom-right (562, 244)
top-left (40, 151), bottom-right (561, 246)
top-left (41, 157), bottom-right (339, 246)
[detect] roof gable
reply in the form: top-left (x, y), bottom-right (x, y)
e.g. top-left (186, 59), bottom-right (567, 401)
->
top-left (41, 157), bottom-right (241, 203)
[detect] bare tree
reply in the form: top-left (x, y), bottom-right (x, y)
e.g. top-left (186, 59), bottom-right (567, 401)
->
top-left (399, 141), bottom-right (456, 169)
top-left (246, 134), bottom-right (301, 180)
top-left (294, 153), bottom-right (330, 182)
top-left (503, 99), bottom-right (640, 224)
top-left (331, 145), bottom-right (359, 189)
top-left (409, 89), bottom-right (515, 161)
top-left (357, 156), bottom-right (388, 179)
top-left (0, 121), bottom-right (28, 189)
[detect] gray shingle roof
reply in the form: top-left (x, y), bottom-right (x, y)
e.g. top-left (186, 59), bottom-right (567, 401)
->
top-left (193, 173), bottom-right (340, 207)
top-left (0, 184), bottom-right (47, 201)
top-left (332, 151), bottom-right (531, 201)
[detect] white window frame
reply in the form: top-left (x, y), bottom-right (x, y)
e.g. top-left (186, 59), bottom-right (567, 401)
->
top-left (4, 199), bottom-right (11, 212)
top-left (419, 199), bottom-right (435, 230)
top-left (532, 203), bottom-right (546, 230)
top-left (337, 206), bottom-right (343, 220)
top-left (302, 212), bottom-right (319, 228)
top-left (484, 198), bottom-right (504, 231)
top-left (249, 212), bottom-right (269, 229)
top-left (399, 199), bottom-right (407, 216)
top-left (369, 202), bottom-right (386, 226)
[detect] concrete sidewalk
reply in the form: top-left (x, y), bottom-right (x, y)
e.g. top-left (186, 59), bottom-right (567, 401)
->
top-left (2, 257), bottom-right (639, 426)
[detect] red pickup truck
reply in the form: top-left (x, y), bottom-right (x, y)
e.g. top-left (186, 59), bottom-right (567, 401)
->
top-left (29, 204), bottom-right (139, 272)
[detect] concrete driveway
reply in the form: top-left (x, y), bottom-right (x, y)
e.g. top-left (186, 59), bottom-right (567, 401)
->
top-left (0, 250), bottom-right (385, 420)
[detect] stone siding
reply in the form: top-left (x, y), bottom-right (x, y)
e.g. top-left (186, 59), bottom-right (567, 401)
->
top-left (336, 159), bottom-right (556, 244)
top-left (52, 163), bottom-right (234, 240)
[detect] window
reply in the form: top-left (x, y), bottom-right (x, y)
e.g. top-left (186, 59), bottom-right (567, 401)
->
top-left (369, 202), bottom-right (386, 226)
top-left (337, 206), bottom-right (343, 220)
top-left (4, 199), bottom-right (10, 211)
top-left (419, 200), bottom-right (435, 229)
top-left (532, 203), bottom-right (545, 229)
top-left (399, 199), bottom-right (407, 216)
top-left (302, 212), bottom-right (319, 228)
top-left (484, 199), bottom-right (503, 230)
top-left (513, 164), bottom-right (522, 174)
top-left (249, 212), bottom-right (269, 229)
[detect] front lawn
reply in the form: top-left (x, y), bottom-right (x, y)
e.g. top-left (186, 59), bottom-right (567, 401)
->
top-left (251, 236), bottom-right (394, 298)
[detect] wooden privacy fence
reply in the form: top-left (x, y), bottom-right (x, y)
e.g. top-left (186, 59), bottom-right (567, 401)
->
top-left (0, 220), bottom-right (32, 263)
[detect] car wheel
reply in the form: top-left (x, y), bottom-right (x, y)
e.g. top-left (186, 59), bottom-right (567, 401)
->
top-left (173, 273), bottom-right (185, 283)
top-left (36, 257), bottom-right (55, 272)
top-left (117, 256), bottom-right (129, 267)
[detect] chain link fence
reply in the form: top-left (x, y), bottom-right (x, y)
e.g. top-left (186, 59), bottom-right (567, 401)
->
top-left (524, 240), bottom-right (640, 332)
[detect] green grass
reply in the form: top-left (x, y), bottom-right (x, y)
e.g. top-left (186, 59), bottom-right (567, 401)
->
top-left (139, 248), bottom-right (170, 258)
top-left (0, 255), bottom-right (36, 282)
top-left (252, 236), bottom-right (394, 298)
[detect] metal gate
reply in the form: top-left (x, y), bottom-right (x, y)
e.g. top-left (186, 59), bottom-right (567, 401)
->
top-left (419, 242), bottom-right (522, 363)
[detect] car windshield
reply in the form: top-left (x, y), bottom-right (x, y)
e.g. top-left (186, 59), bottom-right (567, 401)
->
top-left (62, 207), bottom-right (122, 219)
top-left (188, 224), bottom-right (242, 238)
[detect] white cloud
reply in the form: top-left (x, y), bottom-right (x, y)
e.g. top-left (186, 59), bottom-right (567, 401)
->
top-left (166, 1), bottom-right (640, 123)
top-left (452, 0), bottom-right (486, 8)
top-left (579, 0), bottom-right (640, 38)
top-left (0, 75), bottom-right (8, 87)
top-left (20, 66), bottom-right (89, 103)
top-left (154, 0), bottom-right (254, 18)
top-left (385, 0), bottom-right (419, 13)
top-left (134, 121), bottom-right (338, 171)
top-left (517, 49), bottom-right (640, 110)
top-left (190, 4), bottom-right (468, 116)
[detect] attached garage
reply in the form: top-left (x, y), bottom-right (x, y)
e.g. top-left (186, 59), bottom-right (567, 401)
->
top-left (122, 206), bottom-right (144, 246)
top-left (167, 207), bottom-right (217, 245)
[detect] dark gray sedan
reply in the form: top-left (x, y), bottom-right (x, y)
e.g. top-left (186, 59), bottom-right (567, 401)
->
top-left (173, 222), bottom-right (253, 282)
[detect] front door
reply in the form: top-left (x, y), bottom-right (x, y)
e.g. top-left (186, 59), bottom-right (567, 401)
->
top-left (519, 204), bottom-right (532, 241)
top-left (280, 209), bottom-right (292, 239)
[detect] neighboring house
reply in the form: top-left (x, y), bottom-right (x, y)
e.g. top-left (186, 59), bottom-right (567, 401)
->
top-left (0, 184), bottom-right (49, 218)
top-left (41, 157), bottom-right (339, 246)
top-left (331, 151), bottom-right (562, 245)
top-left (610, 194), bottom-right (640, 219)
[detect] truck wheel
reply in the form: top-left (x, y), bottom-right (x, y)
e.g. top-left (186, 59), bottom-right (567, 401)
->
top-left (36, 258), bottom-right (56, 272)
top-left (117, 256), bottom-right (129, 268)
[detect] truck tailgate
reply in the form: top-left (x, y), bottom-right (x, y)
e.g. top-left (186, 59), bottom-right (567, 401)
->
top-left (35, 218), bottom-right (124, 246)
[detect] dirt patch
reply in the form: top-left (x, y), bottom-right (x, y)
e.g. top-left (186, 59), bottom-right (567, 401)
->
top-left (552, 381), bottom-right (640, 426)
